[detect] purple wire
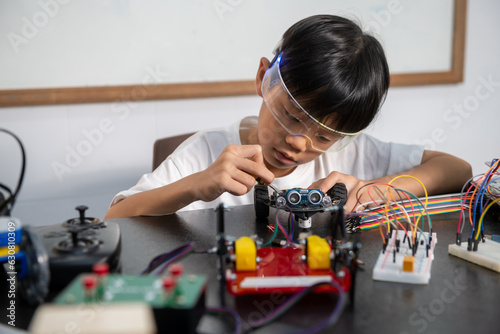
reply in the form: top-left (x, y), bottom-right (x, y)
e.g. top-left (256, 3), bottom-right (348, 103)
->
top-left (156, 243), bottom-right (195, 274)
top-left (141, 242), bottom-right (195, 275)
top-left (247, 280), bottom-right (346, 333)
top-left (288, 280), bottom-right (347, 334)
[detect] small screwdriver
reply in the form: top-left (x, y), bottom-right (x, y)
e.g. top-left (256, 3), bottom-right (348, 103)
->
top-left (243, 156), bottom-right (279, 193)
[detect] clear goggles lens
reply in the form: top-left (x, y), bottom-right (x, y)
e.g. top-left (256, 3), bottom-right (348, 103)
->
top-left (261, 54), bottom-right (360, 153)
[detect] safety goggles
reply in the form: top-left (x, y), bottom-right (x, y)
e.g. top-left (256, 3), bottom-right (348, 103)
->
top-left (261, 53), bottom-right (360, 153)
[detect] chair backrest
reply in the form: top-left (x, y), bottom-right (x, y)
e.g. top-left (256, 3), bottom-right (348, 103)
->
top-left (152, 132), bottom-right (195, 171)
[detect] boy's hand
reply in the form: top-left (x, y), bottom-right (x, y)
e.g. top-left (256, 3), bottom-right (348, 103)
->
top-left (193, 145), bottom-right (274, 202)
top-left (308, 171), bottom-right (369, 212)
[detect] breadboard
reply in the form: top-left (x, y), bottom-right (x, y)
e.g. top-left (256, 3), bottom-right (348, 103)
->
top-left (29, 303), bottom-right (156, 334)
top-left (448, 239), bottom-right (500, 272)
top-left (372, 231), bottom-right (437, 284)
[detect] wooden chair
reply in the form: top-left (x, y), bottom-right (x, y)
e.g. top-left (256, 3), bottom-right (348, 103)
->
top-left (152, 132), bottom-right (195, 171)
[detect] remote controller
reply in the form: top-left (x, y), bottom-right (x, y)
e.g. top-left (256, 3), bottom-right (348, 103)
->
top-left (38, 205), bottom-right (122, 289)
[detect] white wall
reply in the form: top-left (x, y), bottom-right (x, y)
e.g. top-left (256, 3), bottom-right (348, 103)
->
top-left (0, 0), bottom-right (455, 88)
top-left (1, 0), bottom-right (499, 227)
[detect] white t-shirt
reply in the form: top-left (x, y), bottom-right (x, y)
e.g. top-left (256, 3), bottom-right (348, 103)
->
top-left (111, 117), bottom-right (424, 211)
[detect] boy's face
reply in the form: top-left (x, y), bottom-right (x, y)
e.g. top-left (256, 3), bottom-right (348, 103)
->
top-left (254, 56), bottom-right (341, 177)
top-left (256, 101), bottom-right (324, 177)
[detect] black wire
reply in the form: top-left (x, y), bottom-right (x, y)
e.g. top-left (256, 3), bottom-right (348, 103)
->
top-left (203, 306), bottom-right (242, 334)
top-left (0, 183), bottom-right (13, 196)
top-left (0, 183), bottom-right (14, 213)
top-left (0, 128), bottom-right (27, 214)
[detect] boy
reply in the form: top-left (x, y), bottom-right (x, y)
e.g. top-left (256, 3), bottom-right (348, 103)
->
top-left (105, 15), bottom-right (471, 219)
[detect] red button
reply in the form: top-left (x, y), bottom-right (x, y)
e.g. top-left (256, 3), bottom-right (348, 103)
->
top-left (169, 263), bottom-right (183, 277)
top-left (82, 275), bottom-right (97, 289)
top-left (93, 263), bottom-right (110, 275)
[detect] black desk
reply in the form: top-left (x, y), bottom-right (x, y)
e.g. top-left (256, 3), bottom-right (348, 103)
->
top-left (115, 205), bottom-right (499, 334)
top-left (3, 204), bottom-right (500, 333)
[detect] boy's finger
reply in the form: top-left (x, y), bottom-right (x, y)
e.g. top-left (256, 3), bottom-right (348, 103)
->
top-left (246, 166), bottom-right (274, 185)
top-left (311, 174), bottom-right (342, 193)
top-left (227, 145), bottom-right (274, 184)
top-left (235, 144), bottom-right (264, 163)
top-left (238, 158), bottom-right (274, 185)
top-left (255, 170), bottom-right (274, 185)
top-left (307, 179), bottom-right (324, 189)
top-left (226, 173), bottom-right (255, 196)
top-left (232, 169), bottom-right (261, 193)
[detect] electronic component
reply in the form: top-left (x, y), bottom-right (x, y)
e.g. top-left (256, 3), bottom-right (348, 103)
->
top-left (452, 158), bottom-right (500, 263)
top-left (1, 205), bottom-right (120, 306)
top-left (215, 204), bottom-right (358, 302)
top-left (281, 188), bottom-right (331, 207)
top-left (345, 216), bottom-right (361, 234)
top-left (402, 256), bottom-right (414, 272)
top-left (254, 183), bottom-right (347, 229)
top-left (227, 246), bottom-right (351, 295)
top-left (306, 235), bottom-right (331, 270)
top-left (234, 236), bottom-right (257, 271)
top-left (38, 205), bottom-right (122, 290)
top-left (53, 271), bottom-right (207, 334)
top-left (448, 239), bottom-right (500, 272)
top-left (372, 230), bottom-right (437, 284)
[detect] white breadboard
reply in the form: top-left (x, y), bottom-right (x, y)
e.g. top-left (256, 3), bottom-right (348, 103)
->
top-left (448, 239), bottom-right (500, 272)
top-left (29, 303), bottom-right (156, 334)
top-left (372, 231), bottom-right (437, 284)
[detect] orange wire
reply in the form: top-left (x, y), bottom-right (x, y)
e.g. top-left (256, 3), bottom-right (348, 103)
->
top-left (363, 183), bottom-right (392, 236)
top-left (385, 186), bottom-right (418, 231)
top-left (364, 182), bottom-right (416, 240)
top-left (378, 218), bottom-right (387, 244)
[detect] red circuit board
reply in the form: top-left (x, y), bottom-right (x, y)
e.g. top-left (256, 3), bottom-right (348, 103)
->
top-left (226, 247), bottom-right (351, 296)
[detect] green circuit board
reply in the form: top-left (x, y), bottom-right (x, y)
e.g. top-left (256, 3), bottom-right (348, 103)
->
top-left (54, 273), bottom-right (207, 309)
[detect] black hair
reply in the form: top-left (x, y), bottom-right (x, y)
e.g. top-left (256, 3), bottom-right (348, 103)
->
top-left (274, 15), bottom-right (390, 133)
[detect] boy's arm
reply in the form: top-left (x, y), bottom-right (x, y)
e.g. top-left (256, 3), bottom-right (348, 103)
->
top-left (384, 150), bottom-right (473, 196)
top-left (104, 144), bottom-right (274, 219)
top-left (104, 173), bottom-right (204, 219)
top-left (310, 150), bottom-right (473, 212)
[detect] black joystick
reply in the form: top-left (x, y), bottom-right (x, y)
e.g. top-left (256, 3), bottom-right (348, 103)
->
top-left (63, 205), bottom-right (100, 226)
top-left (55, 206), bottom-right (103, 253)
top-left (37, 204), bottom-right (122, 290)
top-left (76, 205), bottom-right (88, 224)
top-left (70, 205), bottom-right (88, 247)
